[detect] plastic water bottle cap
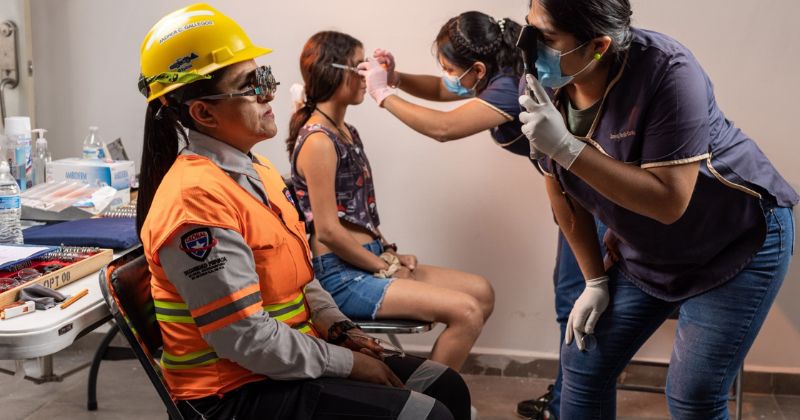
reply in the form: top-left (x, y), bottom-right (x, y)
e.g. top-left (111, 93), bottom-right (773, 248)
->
top-left (89, 126), bottom-right (99, 132)
top-left (4, 116), bottom-right (31, 137)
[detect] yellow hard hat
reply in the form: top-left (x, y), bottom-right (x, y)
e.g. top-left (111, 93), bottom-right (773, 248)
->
top-left (139, 3), bottom-right (271, 102)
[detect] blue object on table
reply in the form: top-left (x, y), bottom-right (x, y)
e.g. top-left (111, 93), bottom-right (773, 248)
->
top-left (0, 244), bottom-right (57, 271)
top-left (23, 217), bottom-right (139, 249)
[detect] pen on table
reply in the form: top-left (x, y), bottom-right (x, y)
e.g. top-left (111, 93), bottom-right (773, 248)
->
top-left (60, 288), bottom-right (89, 309)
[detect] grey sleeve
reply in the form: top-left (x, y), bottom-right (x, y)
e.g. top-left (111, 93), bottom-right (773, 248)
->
top-left (304, 279), bottom-right (350, 337)
top-left (157, 224), bottom-right (353, 380)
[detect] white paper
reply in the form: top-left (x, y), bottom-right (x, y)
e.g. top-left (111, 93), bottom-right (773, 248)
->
top-left (0, 245), bottom-right (52, 268)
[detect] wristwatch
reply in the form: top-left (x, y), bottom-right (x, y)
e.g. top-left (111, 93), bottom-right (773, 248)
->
top-left (328, 320), bottom-right (358, 344)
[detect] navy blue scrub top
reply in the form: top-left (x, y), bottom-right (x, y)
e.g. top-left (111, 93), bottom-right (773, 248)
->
top-left (476, 70), bottom-right (529, 157)
top-left (537, 28), bottom-right (798, 301)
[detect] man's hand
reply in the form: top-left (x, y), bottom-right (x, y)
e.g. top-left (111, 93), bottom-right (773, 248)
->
top-left (349, 351), bottom-right (404, 388)
top-left (340, 329), bottom-right (383, 359)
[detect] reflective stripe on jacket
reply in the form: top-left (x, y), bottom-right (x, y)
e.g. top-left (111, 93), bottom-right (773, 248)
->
top-left (142, 154), bottom-right (317, 399)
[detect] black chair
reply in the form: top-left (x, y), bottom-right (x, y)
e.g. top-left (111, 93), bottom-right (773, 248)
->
top-left (96, 246), bottom-right (184, 420)
top-left (616, 308), bottom-right (744, 420)
top-left (355, 319), bottom-right (435, 351)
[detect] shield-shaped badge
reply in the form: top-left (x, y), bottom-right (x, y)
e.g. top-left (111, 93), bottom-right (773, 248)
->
top-left (180, 228), bottom-right (216, 262)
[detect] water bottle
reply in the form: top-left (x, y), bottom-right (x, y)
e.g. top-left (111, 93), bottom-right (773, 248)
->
top-left (4, 116), bottom-right (32, 191)
top-left (82, 126), bottom-right (101, 159)
top-left (31, 129), bottom-right (51, 186)
top-left (0, 161), bottom-right (23, 244)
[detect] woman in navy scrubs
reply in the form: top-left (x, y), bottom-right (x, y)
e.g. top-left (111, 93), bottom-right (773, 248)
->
top-left (518, 0), bottom-right (797, 418)
top-left (357, 10), bottom-right (606, 419)
top-left (361, 11), bottom-right (526, 153)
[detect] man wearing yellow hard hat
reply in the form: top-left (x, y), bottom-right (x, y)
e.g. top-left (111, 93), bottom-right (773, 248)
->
top-left (136, 4), bottom-right (471, 419)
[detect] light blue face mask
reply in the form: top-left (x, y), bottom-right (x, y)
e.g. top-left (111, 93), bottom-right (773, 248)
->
top-left (442, 66), bottom-right (476, 97)
top-left (535, 41), bottom-right (595, 89)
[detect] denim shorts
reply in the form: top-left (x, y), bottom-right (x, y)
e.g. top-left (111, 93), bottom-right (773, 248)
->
top-left (312, 240), bottom-right (394, 320)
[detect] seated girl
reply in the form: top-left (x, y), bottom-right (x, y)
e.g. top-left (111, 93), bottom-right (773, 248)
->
top-left (287, 31), bottom-right (495, 370)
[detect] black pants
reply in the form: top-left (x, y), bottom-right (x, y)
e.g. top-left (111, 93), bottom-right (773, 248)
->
top-left (178, 355), bottom-right (471, 420)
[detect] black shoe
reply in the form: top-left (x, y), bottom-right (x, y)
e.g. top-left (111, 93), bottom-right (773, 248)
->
top-left (516, 384), bottom-right (556, 420)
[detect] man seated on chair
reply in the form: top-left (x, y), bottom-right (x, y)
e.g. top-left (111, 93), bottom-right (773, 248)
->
top-left (135, 4), bottom-right (471, 420)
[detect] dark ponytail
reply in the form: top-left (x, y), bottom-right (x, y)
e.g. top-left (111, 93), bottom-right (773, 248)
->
top-left (136, 66), bottom-right (232, 236)
top-left (287, 103), bottom-right (315, 157)
top-left (286, 31), bottom-right (363, 156)
top-left (434, 11), bottom-right (524, 87)
top-left (537, 0), bottom-right (633, 55)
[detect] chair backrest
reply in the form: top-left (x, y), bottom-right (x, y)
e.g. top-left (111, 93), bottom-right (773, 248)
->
top-left (282, 175), bottom-right (312, 232)
top-left (98, 246), bottom-right (184, 420)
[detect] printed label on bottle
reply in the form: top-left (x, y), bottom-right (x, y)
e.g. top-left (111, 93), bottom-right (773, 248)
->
top-left (0, 195), bottom-right (20, 210)
top-left (82, 147), bottom-right (99, 159)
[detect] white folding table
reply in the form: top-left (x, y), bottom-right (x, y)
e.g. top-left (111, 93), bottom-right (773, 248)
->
top-left (0, 260), bottom-right (115, 383)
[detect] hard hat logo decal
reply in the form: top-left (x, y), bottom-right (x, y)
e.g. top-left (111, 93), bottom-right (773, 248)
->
top-left (158, 20), bottom-right (214, 45)
top-left (170, 53), bottom-right (200, 72)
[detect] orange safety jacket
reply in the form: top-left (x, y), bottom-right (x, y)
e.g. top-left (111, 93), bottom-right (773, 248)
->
top-left (142, 154), bottom-right (317, 399)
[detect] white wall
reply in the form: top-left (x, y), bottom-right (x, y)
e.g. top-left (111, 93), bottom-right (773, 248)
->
top-left (0, 0), bottom-right (33, 121)
top-left (28, 0), bottom-right (800, 372)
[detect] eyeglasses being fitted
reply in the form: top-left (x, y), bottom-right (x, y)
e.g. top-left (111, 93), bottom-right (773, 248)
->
top-left (330, 63), bottom-right (359, 73)
top-left (329, 59), bottom-right (369, 74)
top-left (193, 65), bottom-right (279, 102)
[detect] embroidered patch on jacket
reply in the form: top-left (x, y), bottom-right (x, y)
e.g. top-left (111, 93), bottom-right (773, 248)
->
top-left (283, 187), bottom-right (295, 205)
top-left (179, 227), bottom-right (218, 262)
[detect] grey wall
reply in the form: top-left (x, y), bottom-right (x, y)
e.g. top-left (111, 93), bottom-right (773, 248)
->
top-left (28, 0), bottom-right (800, 372)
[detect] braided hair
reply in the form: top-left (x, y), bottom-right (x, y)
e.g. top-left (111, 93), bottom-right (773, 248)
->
top-left (434, 11), bottom-right (524, 91)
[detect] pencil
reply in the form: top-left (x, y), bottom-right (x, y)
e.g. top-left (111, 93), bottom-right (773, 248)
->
top-left (60, 288), bottom-right (89, 309)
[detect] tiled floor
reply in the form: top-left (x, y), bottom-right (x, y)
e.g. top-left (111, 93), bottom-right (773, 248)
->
top-left (0, 332), bottom-right (798, 419)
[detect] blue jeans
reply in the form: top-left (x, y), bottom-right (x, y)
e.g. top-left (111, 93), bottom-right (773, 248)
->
top-left (550, 221), bottom-right (607, 418)
top-left (559, 206), bottom-right (794, 420)
top-left (312, 240), bottom-right (394, 320)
